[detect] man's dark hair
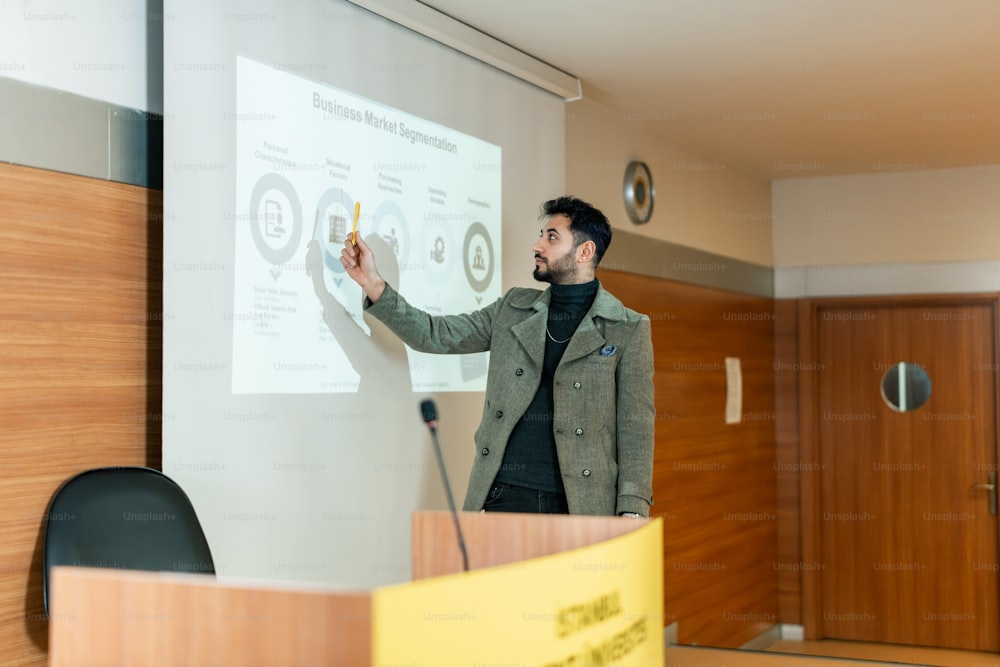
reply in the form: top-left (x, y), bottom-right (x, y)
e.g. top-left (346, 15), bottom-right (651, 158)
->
top-left (541, 196), bottom-right (613, 267)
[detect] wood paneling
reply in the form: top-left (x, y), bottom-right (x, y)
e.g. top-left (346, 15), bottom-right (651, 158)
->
top-left (412, 510), bottom-right (651, 578)
top-left (49, 567), bottom-right (372, 666)
top-left (774, 298), bottom-right (802, 624)
top-left (0, 162), bottom-right (162, 665)
top-left (599, 269), bottom-right (778, 648)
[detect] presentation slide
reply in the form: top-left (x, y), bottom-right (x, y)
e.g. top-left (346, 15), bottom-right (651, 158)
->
top-left (232, 56), bottom-right (502, 395)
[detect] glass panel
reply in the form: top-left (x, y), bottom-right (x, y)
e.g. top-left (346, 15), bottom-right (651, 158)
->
top-left (880, 362), bottom-right (932, 412)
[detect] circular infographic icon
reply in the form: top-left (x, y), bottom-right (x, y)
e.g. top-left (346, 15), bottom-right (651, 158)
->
top-left (462, 222), bottom-right (495, 293)
top-left (421, 217), bottom-right (457, 286)
top-left (313, 187), bottom-right (355, 274)
top-left (248, 173), bottom-right (303, 266)
top-left (372, 200), bottom-right (410, 273)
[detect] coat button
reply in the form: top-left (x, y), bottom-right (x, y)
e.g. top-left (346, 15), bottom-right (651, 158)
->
top-left (582, 469), bottom-right (591, 477)
top-left (495, 410), bottom-right (503, 418)
top-left (575, 427), bottom-right (584, 435)
top-left (573, 381), bottom-right (581, 389)
top-left (482, 448), bottom-right (490, 456)
top-left (515, 368), bottom-right (524, 376)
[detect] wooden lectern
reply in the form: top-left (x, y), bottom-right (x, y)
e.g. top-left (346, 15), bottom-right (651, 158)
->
top-left (49, 511), bottom-right (662, 666)
top-left (412, 509), bottom-right (653, 577)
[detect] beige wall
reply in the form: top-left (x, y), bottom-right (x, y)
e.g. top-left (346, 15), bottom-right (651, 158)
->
top-left (565, 97), bottom-right (773, 267)
top-left (566, 99), bottom-right (1000, 277)
top-left (773, 166), bottom-right (1000, 267)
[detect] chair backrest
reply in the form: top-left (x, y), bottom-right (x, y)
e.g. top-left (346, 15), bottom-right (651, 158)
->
top-left (43, 466), bottom-right (215, 615)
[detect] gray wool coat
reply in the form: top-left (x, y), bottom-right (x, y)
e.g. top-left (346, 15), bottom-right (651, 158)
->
top-left (365, 282), bottom-right (655, 516)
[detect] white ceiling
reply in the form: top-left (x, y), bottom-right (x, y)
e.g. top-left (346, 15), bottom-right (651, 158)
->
top-left (423, 0), bottom-right (1000, 179)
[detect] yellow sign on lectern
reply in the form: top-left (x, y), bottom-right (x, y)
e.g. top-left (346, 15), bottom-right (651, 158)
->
top-left (372, 518), bottom-right (664, 666)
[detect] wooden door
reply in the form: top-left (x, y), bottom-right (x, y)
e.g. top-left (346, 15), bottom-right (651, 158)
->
top-left (810, 297), bottom-right (999, 651)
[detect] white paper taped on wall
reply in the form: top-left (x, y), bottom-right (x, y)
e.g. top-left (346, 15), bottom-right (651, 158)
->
top-left (725, 356), bottom-right (742, 424)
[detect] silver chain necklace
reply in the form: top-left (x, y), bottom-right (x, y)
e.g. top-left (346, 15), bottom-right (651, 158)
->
top-left (546, 326), bottom-right (572, 344)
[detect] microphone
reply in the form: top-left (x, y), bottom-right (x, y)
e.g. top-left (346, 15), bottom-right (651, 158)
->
top-left (419, 399), bottom-right (469, 572)
top-left (420, 398), bottom-right (437, 431)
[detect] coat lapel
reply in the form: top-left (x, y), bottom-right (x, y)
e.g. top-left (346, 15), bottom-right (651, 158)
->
top-left (510, 291), bottom-right (548, 369)
top-left (561, 317), bottom-right (606, 363)
top-left (508, 284), bottom-right (629, 367)
top-left (561, 285), bottom-right (628, 364)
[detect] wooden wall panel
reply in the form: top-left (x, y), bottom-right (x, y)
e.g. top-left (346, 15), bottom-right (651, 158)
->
top-left (0, 162), bottom-right (162, 665)
top-left (774, 298), bottom-right (802, 624)
top-left (599, 269), bottom-right (778, 648)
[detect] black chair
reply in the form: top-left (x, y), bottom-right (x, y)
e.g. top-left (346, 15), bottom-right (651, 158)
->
top-left (43, 466), bottom-right (215, 615)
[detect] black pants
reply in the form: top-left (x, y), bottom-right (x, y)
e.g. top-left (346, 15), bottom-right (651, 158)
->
top-left (483, 481), bottom-right (569, 514)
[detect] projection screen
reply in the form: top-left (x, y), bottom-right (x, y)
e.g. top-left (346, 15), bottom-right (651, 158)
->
top-left (163, 0), bottom-right (565, 586)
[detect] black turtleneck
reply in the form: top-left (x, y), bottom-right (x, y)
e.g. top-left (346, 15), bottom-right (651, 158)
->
top-left (495, 279), bottom-right (600, 492)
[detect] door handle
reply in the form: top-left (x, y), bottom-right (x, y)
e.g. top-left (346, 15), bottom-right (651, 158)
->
top-left (972, 472), bottom-right (997, 515)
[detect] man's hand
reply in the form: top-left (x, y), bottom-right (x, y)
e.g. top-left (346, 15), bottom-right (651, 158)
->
top-left (340, 236), bottom-right (386, 302)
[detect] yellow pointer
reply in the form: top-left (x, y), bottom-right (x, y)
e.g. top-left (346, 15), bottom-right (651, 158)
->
top-left (352, 201), bottom-right (361, 245)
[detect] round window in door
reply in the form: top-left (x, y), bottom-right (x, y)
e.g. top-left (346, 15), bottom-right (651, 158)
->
top-left (880, 361), bottom-right (932, 412)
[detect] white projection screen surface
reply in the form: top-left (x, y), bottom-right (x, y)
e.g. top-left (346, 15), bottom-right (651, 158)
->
top-left (234, 56), bottom-right (501, 395)
top-left (163, 0), bottom-right (566, 587)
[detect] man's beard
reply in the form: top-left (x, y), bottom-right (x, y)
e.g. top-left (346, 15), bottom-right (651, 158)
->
top-left (533, 253), bottom-right (575, 284)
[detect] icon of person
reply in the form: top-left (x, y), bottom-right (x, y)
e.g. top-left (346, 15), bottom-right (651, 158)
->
top-left (382, 227), bottom-right (400, 259)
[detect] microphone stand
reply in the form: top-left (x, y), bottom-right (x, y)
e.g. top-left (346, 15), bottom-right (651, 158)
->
top-left (423, 410), bottom-right (470, 572)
